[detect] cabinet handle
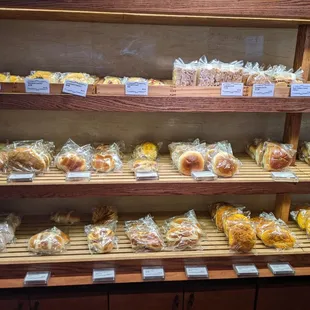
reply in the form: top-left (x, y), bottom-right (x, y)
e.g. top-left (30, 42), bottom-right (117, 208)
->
top-left (187, 293), bottom-right (195, 310)
top-left (172, 295), bottom-right (180, 310)
top-left (32, 301), bottom-right (40, 310)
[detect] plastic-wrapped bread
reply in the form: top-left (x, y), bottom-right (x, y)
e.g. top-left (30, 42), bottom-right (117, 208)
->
top-left (271, 65), bottom-right (304, 85)
top-left (148, 79), bottom-right (164, 86)
top-left (291, 206), bottom-right (310, 237)
top-left (7, 140), bottom-right (54, 174)
top-left (100, 76), bottom-right (122, 85)
top-left (125, 214), bottom-right (165, 252)
top-left (28, 70), bottom-right (60, 83)
top-left (9, 75), bottom-right (24, 83)
top-left (164, 210), bottom-right (203, 250)
top-left (210, 202), bottom-right (237, 232)
top-left (298, 141), bottom-right (310, 165)
top-left (173, 58), bottom-right (198, 86)
top-left (51, 211), bottom-right (80, 225)
top-left (131, 159), bottom-right (158, 173)
top-left (55, 139), bottom-right (92, 172)
top-left (0, 72), bottom-right (9, 82)
top-left (59, 72), bottom-right (97, 84)
top-left (244, 63), bottom-right (272, 86)
top-left (0, 213), bottom-right (21, 251)
top-left (246, 139), bottom-right (264, 166)
top-left (28, 227), bottom-right (70, 255)
top-left (0, 144), bottom-right (8, 173)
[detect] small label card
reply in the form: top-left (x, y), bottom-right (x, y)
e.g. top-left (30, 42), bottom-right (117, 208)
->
top-left (7, 172), bottom-right (35, 183)
top-left (271, 171), bottom-right (298, 183)
top-left (125, 81), bottom-right (148, 96)
top-left (268, 263), bottom-right (295, 276)
top-left (92, 268), bottom-right (115, 283)
top-left (191, 171), bottom-right (217, 181)
top-left (66, 171), bottom-right (91, 182)
top-left (142, 266), bottom-right (165, 281)
top-left (25, 78), bottom-right (50, 94)
top-left (221, 83), bottom-right (244, 97)
top-left (135, 171), bottom-right (159, 181)
top-left (185, 265), bottom-right (209, 279)
top-left (24, 271), bottom-right (50, 286)
top-left (252, 84), bottom-right (275, 97)
top-left (233, 264), bottom-right (259, 277)
top-left (63, 80), bottom-right (88, 97)
top-left (291, 84), bottom-right (310, 97)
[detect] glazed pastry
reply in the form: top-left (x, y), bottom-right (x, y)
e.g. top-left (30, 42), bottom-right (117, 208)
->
top-left (56, 153), bottom-right (87, 172)
top-left (177, 151), bottom-right (204, 176)
top-left (86, 225), bottom-right (115, 254)
top-left (296, 209), bottom-right (310, 230)
top-left (92, 206), bottom-right (118, 225)
top-left (132, 142), bottom-right (159, 161)
top-left (51, 211), bottom-right (80, 225)
top-left (211, 152), bottom-right (240, 178)
top-left (92, 153), bottom-right (115, 172)
top-left (131, 159), bottom-right (158, 172)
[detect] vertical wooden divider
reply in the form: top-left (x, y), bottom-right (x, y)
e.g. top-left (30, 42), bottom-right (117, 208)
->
top-left (275, 25), bottom-right (310, 222)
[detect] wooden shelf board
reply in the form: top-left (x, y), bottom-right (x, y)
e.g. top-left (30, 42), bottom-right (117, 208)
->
top-left (2, 94), bottom-right (310, 113)
top-left (1, 155), bottom-right (310, 198)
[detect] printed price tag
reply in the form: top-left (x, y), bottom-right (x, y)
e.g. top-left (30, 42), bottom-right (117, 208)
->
top-left (252, 84), bottom-right (275, 97)
top-left (271, 171), bottom-right (298, 183)
top-left (135, 171), bottom-right (159, 181)
top-left (233, 264), bottom-right (259, 277)
top-left (63, 80), bottom-right (88, 97)
top-left (268, 263), bottom-right (295, 276)
top-left (142, 266), bottom-right (165, 280)
top-left (221, 83), bottom-right (244, 97)
top-left (7, 173), bottom-right (35, 183)
top-left (185, 266), bottom-right (209, 279)
top-left (191, 171), bottom-right (217, 181)
top-left (24, 271), bottom-right (50, 286)
top-left (25, 78), bottom-right (50, 94)
top-left (125, 81), bottom-right (148, 96)
top-left (291, 84), bottom-right (310, 97)
top-left (93, 268), bottom-right (115, 283)
top-left (66, 171), bottom-right (91, 181)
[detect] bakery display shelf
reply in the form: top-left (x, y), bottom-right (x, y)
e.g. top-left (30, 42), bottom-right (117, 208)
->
top-left (2, 94), bottom-right (310, 113)
top-left (1, 214), bottom-right (310, 288)
top-left (1, 155), bottom-right (310, 198)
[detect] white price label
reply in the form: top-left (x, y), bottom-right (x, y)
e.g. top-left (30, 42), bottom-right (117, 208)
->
top-left (191, 171), bottom-right (217, 181)
top-left (63, 80), bottom-right (88, 97)
top-left (125, 81), bottom-right (148, 96)
top-left (233, 264), bottom-right (259, 277)
top-left (185, 266), bottom-right (209, 278)
top-left (271, 171), bottom-right (298, 182)
top-left (291, 84), bottom-right (310, 97)
top-left (66, 171), bottom-right (91, 181)
top-left (252, 84), bottom-right (275, 97)
top-left (24, 271), bottom-right (50, 286)
top-left (93, 269), bottom-right (115, 283)
top-left (25, 78), bottom-right (50, 94)
top-left (221, 83), bottom-right (244, 96)
top-left (135, 171), bottom-right (159, 181)
top-left (142, 267), bottom-right (165, 280)
top-left (268, 263), bottom-right (295, 275)
top-left (7, 173), bottom-right (35, 183)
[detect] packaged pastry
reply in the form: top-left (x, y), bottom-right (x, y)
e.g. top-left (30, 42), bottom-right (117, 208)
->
top-left (85, 221), bottom-right (117, 254)
top-left (92, 206), bottom-right (118, 225)
top-left (7, 140), bottom-right (54, 174)
top-left (0, 144), bottom-right (8, 173)
top-left (210, 202), bottom-right (239, 232)
top-left (246, 139), bottom-right (264, 165)
top-left (270, 65), bottom-right (304, 85)
top-left (28, 227), bottom-right (70, 255)
top-left (169, 139), bottom-right (206, 176)
top-left (291, 207), bottom-right (310, 237)
top-left (0, 213), bottom-right (21, 251)
top-left (251, 213), bottom-right (296, 249)
top-left (55, 139), bottom-right (92, 172)
top-left (173, 58), bottom-right (198, 86)
top-left (0, 72), bottom-right (9, 82)
top-left (164, 210), bottom-right (203, 250)
top-left (130, 159), bottom-right (158, 173)
top-left (298, 141), bottom-right (310, 165)
top-left (92, 142), bottom-right (123, 173)
top-left (100, 76), bottom-right (123, 85)
top-left (132, 142), bottom-right (161, 161)
top-left (148, 79), bottom-right (164, 86)
top-left (28, 70), bottom-right (60, 83)
top-left (206, 141), bottom-right (241, 178)
top-left (245, 63), bottom-right (273, 86)
top-left (123, 77), bottom-right (147, 83)
top-left (125, 214), bottom-right (165, 252)
top-left (9, 75), bottom-right (24, 83)
top-left (51, 211), bottom-right (80, 225)
top-left (59, 72), bottom-right (97, 84)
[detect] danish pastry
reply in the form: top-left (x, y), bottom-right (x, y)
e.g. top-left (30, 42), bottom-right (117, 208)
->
top-left (56, 153), bottom-right (87, 172)
top-left (92, 153), bottom-right (115, 172)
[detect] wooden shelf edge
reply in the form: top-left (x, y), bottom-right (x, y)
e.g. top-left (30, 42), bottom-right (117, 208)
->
top-left (1, 94), bottom-right (310, 113)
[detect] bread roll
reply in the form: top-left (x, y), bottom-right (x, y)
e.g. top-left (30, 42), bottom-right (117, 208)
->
top-left (87, 226), bottom-right (115, 254)
top-left (211, 152), bottom-right (240, 177)
top-left (228, 222), bottom-right (256, 253)
top-left (56, 153), bottom-right (87, 172)
top-left (177, 151), bottom-right (204, 176)
top-left (214, 205), bottom-right (236, 232)
top-left (92, 153), bottom-right (115, 172)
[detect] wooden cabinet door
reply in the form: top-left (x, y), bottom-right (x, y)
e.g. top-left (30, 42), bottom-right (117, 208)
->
top-left (0, 295), bottom-right (29, 310)
top-left (110, 292), bottom-right (182, 310)
top-left (184, 284), bottom-right (256, 310)
top-left (30, 293), bottom-right (108, 310)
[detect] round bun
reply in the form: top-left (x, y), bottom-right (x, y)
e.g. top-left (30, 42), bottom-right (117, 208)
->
top-left (177, 151), bottom-right (204, 176)
top-left (228, 223), bottom-right (256, 253)
top-left (56, 153), bottom-right (87, 172)
top-left (262, 143), bottom-right (293, 171)
top-left (223, 213), bottom-right (249, 237)
top-left (211, 152), bottom-right (239, 178)
top-left (92, 154), bottom-right (115, 172)
top-left (214, 206), bottom-right (236, 232)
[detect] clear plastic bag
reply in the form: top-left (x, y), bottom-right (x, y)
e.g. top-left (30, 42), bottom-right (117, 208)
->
top-left (51, 211), bottom-right (80, 225)
top-left (219, 60), bottom-right (244, 84)
top-left (92, 206), bottom-right (118, 225)
top-left (0, 72), bottom-right (9, 82)
top-left (298, 141), bottom-right (310, 165)
top-left (132, 142), bottom-right (161, 161)
top-left (85, 221), bottom-right (117, 254)
top-left (92, 142), bottom-right (123, 173)
top-left (197, 57), bottom-right (219, 86)
top-left (55, 139), bottom-right (92, 172)
top-left (0, 213), bottom-right (21, 251)
top-left (59, 72), bottom-right (98, 84)
top-left (270, 65), bottom-right (304, 85)
top-left (7, 140), bottom-right (55, 174)
top-left (0, 144), bottom-right (8, 173)
top-left (207, 141), bottom-right (241, 178)
top-left (28, 70), bottom-right (61, 83)
top-left (28, 227), bottom-right (70, 255)
top-left (291, 206), bottom-right (310, 237)
top-left (100, 76), bottom-right (123, 85)
top-left (245, 63), bottom-right (272, 86)
top-left (173, 58), bottom-right (198, 86)
top-left (163, 210), bottom-right (203, 251)
top-left (246, 138), bottom-right (264, 165)
top-left (125, 214), bottom-right (165, 252)
top-left (130, 159), bottom-right (158, 173)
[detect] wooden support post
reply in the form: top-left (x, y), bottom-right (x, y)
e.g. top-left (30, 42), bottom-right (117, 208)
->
top-left (274, 194), bottom-right (291, 223)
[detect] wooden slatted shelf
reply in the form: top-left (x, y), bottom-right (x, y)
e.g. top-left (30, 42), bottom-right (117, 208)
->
top-left (1, 155), bottom-right (310, 198)
top-left (2, 94), bottom-right (310, 113)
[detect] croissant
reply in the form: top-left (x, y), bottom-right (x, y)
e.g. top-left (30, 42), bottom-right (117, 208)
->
top-left (177, 151), bottom-right (204, 176)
